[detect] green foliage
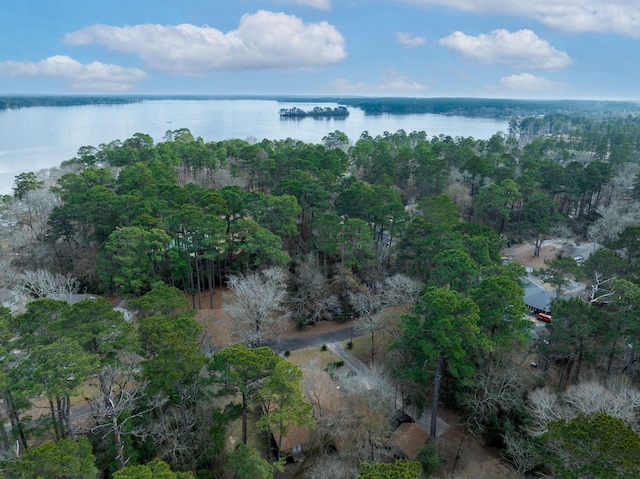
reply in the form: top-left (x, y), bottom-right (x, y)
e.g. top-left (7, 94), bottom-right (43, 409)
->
top-left (7, 437), bottom-right (98, 479)
top-left (113, 459), bottom-right (194, 479)
top-left (138, 313), bottom-right (205, 396)
top-left (415, 440), bottom-right (443, 476)
top-left (64, 297), bottom-right (134, 359)
top-left (210, 345), bottom-right (280, 444)
top-left (417, 194), bottom-right (460, 230)
top-left (471, 275), bottom-right (530, 349)
top-left (390, 286), bottom-right (490, 417)
top-left (543, 413), bottom-right (640, 479)
top-left (429, 248), bottom-right (479, 293)
top-left (13, 171), bottom-right (44, 200)
top-left (130, 282), bottom-right (190, 317)
top-left (256, 359), bottom-right (314, 456)
top-left (22, 337), bottom-right (99, 401)
top-left (226, 444), bottom-right (282, 479)
top-left (356, 459), bottom-right (422, 479)
top-left (97, 226), bottom-right (171, 297)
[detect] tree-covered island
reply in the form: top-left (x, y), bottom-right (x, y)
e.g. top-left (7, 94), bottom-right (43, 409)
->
top-left (279, 105), bottom-right (349, 118)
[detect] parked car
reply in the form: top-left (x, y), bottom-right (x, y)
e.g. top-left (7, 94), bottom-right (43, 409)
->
top-left (536, 312), bottom-right (552, 323)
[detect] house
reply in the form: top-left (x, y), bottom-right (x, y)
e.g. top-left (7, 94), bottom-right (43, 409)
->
top-left (278, 369), bottom-right (342, 462)
top-left (388, 422), bottom-right (429, 460)
top-left (555, 242), bottom-right (601, 262)
top-left (279, 424), bottom-right (314, 462)
top-left (522, 277), bottom-right (556, 315)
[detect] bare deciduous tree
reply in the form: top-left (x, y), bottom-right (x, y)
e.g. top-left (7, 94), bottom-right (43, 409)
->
top-left (85, 359), bottom-right (166, 470)
top-left (306, 453), bottom-right (356, 479)
top-left (462, 363), bottom-right (527, 434)
top-left (2, 189), bottom-right (60, 244)
top-left (349, 289), bottom-right (384, 366)
top-left (0, 259), bottom-right (19, 288)
top-left (331, 364), bottom-right (396, 417)
top-left (380, 273), bottom-right (422, 309)
top-left (587, 202), bottom-right (640, 245)
top-left (15, 269), bottom-right (79, 301)
top-left (290, 254), bottom-right (340, 326)
top-left (224, 267), bottom-right (289, 347)
top-left (527, 379), bottom-right (640, 437)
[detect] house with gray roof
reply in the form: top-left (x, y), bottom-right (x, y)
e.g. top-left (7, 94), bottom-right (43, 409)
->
top-left (522, 278), bottom-right (557, 314)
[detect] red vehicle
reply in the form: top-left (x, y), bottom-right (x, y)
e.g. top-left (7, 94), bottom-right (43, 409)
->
top-left (536, 312), bottom-right (552, 323)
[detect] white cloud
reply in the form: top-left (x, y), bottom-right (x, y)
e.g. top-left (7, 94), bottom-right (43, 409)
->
top-left (395, 32), bottom-right (427, 47)
top-left (498, 73), bottom-right (566, 92)
top-left (0, 55), bottom-right (146, 91)
top-left (330, 69), bottom-right (427, 95)
top-left (439, 29), bottom-right (571, 70)
top-left (280, 0), bottom-right (331, 10)
top-left (402, 0), bottom-right (640, 37)
top-left (64, 10), bottom-right (346, 75)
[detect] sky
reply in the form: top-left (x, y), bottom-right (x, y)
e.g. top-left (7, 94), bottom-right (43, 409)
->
top-left (0, 0), bottom-right (639, 100)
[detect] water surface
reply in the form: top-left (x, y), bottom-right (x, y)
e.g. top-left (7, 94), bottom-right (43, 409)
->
top-left (0, 99), bottom-right (508, 194)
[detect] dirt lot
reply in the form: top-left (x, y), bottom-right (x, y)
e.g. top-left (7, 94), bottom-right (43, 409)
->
top-left (502, 237), bottom-right (570, 271)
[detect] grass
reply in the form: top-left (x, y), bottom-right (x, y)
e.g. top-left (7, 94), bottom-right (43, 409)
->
top-left (285, 347), bottom-right (340, 370)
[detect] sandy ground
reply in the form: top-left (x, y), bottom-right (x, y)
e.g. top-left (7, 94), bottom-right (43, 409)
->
top-left (502, 238), bottom-right (570, 271)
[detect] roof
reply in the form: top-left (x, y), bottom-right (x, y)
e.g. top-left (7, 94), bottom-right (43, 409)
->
top-left (279, 424), bottom-right (314, 452)
top-left (279, 369), bottom-right (340, 453)
top-left (522, 278), bottom-right (556, 312)
top-left (389, 422), bottom-right (429, 460)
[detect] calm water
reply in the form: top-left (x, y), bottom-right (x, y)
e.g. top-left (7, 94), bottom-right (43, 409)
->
top-left (0, 99), bottom-right (508, 194)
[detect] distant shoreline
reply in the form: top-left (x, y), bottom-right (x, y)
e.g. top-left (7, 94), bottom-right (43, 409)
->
top-left (1, 95), bottom-right (639, 119)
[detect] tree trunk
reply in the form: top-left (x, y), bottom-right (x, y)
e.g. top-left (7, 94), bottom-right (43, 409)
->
top-left (5, 392), bottom-right (27, 452)
top-left (112, 413), bottom-right (126, 470)
top-left (370, 327), bottom-right (375, 367)
top-left (430, 352), bottom-right (443, 438)
top-left (62, 395), bottom-right (76, 441)
top-left (195, 256), bottom-right (202, 310)
top-left (241, 391), bottom-right (248, 445)
top-left (574, 339), bottom-right (584, 384)
top-left (0, 413), bottom-right (10, 452)
top-left (208, 258), bottom-right (214, 309)
top-left (177, 381), bottom-right (195, 472)
top-left (606, 338), bottom-right (617, 377)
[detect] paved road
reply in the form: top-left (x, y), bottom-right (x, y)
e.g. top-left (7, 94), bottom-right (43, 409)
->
top-left (268, 326), bottom-right (353, 354)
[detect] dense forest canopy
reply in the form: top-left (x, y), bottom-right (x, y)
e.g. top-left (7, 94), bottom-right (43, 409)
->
top-left (0, 95), bottom-right (140, 110)
top-left (2, 109), bottom-right (640, 478)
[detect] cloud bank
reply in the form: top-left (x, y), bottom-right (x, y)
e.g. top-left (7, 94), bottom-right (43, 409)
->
top-left (64, 10), bottom-right (346, 74)
top-left (439, 29), bottom-right (571, 70)
top-left (0, 55), bottom-right (146, 91)
top-left (498, 73), bottom-right (567, 94)
top-left (280, 0), bottom-right (331, 10)
top-left (403, 0), bottom-right (640, 37)
top-left (395, 32), bottom-right (427, 47)
top-left (330, 69), bottom-right (427, 95)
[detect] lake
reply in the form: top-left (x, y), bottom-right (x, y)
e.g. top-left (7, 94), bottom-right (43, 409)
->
top-left (0, 99), bottom-right (508, 194)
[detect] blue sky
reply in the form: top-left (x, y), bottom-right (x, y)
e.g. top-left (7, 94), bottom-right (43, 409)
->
top-left (0, 0), bottom-right (639, 99)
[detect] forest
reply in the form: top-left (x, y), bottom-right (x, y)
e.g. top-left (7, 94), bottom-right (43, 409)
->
top-left (1, 112), bottom-right (640, 478)
top-left (0, 96), bottom-right (139, 110)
